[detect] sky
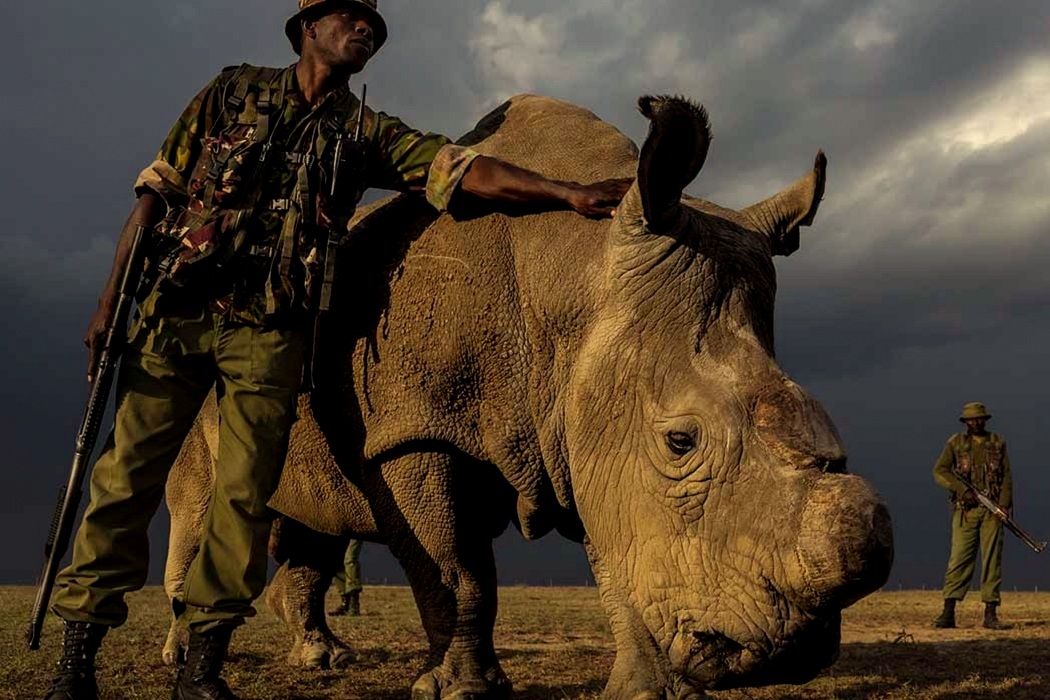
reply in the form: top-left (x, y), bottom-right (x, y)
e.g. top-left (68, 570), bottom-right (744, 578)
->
top-left (2, 0), bottom-right (1049, 593)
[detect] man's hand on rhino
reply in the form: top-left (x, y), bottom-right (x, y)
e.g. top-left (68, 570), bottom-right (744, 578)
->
top-left (565, 177), bottom-right (634, 218)
top-left (458, 156), bottom-right (631, 218)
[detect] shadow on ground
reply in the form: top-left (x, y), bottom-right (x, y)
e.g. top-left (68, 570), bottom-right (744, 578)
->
top-left (756, 638), bottom-right (1049, 700)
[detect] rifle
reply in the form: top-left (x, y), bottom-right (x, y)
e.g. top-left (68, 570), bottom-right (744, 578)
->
top-left (306, 84), bottom-right (368, 389)
top-left (26, 224), bottom-right (149, 650)
top-left (952, 469), bottom-right (1047, 554)
top-left (319, 83), bottom-right (367, 314)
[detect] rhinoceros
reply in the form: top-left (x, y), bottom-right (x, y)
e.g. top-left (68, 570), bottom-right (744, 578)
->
top-left (162, 93), bottom-right (893, 699)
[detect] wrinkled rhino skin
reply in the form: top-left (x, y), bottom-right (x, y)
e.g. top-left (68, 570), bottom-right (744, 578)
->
top-left (164, 93), bottom-right (893, 698)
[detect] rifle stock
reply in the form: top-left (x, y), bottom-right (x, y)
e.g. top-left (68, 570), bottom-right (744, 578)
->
top-left (952, 469), bottom-right (1047, 554)
top-left (26, 224), bottom-right (148, 650)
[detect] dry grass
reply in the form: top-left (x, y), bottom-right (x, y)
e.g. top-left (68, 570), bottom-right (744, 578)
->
top-left (2, 587), bottom-right (1047, 699)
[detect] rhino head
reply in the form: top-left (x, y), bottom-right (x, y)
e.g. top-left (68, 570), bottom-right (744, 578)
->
top-left (561, 96), bottom-right (892, 695)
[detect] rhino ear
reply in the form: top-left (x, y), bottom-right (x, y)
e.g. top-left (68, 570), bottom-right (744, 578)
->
top-left (742, 151), bottom-right (827, 256)
top-left (635, 95), bottom-right (712, 233)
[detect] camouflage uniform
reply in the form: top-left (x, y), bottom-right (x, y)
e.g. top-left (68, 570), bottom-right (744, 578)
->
top-left (329, 538), bottom-right (363, 616)
top-left (933, 430), bottom-right (1013, 603)
top-left (333, 539), bottom-right (363, 596)
top-left (51, 63), bottom-right (479, 633)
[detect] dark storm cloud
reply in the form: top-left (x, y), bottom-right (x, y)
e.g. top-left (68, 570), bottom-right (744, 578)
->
top-left (775, 116), bottom-right (1050, 379)
top-left (2, 1), bottom-right (1049, 588)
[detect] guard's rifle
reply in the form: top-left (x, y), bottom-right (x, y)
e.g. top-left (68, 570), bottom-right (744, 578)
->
top-left (307, 85), bottom-right (368, 388)
top-left (26, 224), bottom-right (149, 650)
top-left (952, 469), bottom-right (1047, 553)
top-left (320, 83), bottom-right (367, 313)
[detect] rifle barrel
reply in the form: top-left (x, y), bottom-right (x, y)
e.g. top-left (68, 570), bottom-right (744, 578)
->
top-left (26, 224), bottom-right (147, 650)
top-left (952, 468), bottom-right (1047, 555)
top-left (353, 84), bottom-right (367, 141)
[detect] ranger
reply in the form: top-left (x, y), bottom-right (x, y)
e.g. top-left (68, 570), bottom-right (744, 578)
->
top-left (328, 539), bottom-right (363, 617)
top-left (932, 401), bottom-right (1013, 630)
top-left (40, 1), bottom-right (630, 698)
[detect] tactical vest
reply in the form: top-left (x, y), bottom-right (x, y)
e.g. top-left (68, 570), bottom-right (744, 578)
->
top-left (153, 63), bottom-right (367, 316)
top-left (951, 432), bottom-right (1007, 502)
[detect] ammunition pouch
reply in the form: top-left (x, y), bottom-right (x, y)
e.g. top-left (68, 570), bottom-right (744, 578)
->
top-left (145, 207), bottom-right (230, 288)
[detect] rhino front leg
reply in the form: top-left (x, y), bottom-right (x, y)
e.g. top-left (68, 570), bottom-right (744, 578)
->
top-left (162, 513), bottom-right (201, 666)
top-left (266, 517), bottom-right (356, 669)
top-left (365, 450), bottom-right (512, 700)
top-left (161, 410), bottom-right (214, 666)
top-left (585, 540), bottom-right (708, 700)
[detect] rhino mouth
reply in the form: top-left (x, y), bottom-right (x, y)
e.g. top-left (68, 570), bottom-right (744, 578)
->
top-left (672, 613), bottom-right (841, 690)
top-left (673, 630), bottom-right (754, 686)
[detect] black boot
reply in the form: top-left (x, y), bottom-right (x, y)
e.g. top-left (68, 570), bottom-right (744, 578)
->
top-left (933, 599), bottom-right (957, 628)
top-left (328, 591), bottom-right (361, 617)
top-left (983, 602), bottom-right (1005, 629)
top-left (171, 626), bottom-right (239, 700)
top-left (327, 593), bottom-right (351, 617)
top-left (42, 620), bottom-right (108, 700)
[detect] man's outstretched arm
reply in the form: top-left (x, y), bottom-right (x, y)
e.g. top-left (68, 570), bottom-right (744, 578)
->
top-left (458, 155), bottom-right (632, 218)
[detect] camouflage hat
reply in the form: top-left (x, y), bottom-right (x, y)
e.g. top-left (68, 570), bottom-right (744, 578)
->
top-left (959, 402), bottom-right (991, 421)
top-left (285, 0), bottom-right (388, 56)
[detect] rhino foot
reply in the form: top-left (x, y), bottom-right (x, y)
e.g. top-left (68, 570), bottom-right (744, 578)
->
top-left (410, 667), bottom-right (511, 700)
top-left (264, 558), bottom-right (354, 670)
top-left (162, 620), bottom-right (188, 666)
top-left (286, 630), bottom-right (355, 670)
top-left (667, 672), bottom-right (707, 700)
top-left (623, 690), bottom-right (707, 700)
top-left (667, 690), bottom-right (707, 700)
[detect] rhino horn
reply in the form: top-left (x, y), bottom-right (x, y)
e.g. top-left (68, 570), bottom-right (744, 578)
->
top-left (634, 95), bottom-right (712, 233)
top-left (742, 151), bottom-right (827, 256)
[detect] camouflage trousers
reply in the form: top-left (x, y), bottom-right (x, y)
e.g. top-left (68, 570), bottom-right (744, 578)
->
top-left (51, 293), bottom-right (306, 632)
top-left (332, 539), bottom-right (363, 595)
top-left (941, 505), bottom-right (1004, 603)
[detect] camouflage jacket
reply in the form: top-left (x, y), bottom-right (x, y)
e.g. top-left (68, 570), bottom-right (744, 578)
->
top-left (933, 431), bottom-right (1013, 508)
top-left (134, 63), bottom-right (479, 325)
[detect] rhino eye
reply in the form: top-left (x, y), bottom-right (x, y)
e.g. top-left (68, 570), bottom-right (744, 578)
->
top-left (666, 430), bottom-right (696, 456)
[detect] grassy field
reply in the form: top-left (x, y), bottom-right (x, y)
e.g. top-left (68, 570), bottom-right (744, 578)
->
top-left (2, 586), bottom-right (1047, 699)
